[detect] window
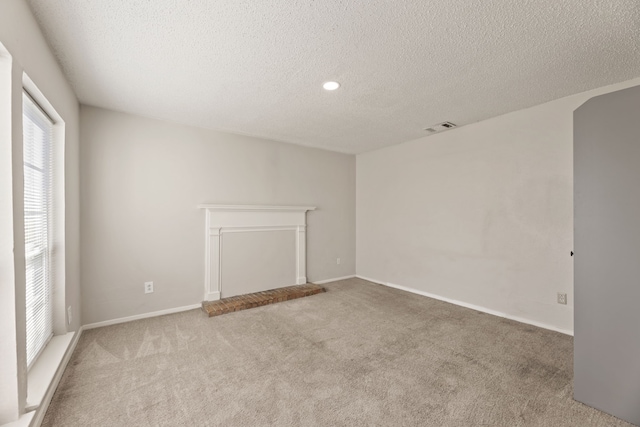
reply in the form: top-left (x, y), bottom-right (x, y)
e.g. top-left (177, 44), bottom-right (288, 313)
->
top-left (23, 91), bottom-right (54, 368)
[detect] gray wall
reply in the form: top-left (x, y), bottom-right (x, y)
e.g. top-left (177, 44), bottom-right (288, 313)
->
top-left (357, 77), bottom-right (640, 335)
top-left (80, 106), bottom-right (356, 325)
top-left (574, 85), bottom-right (640, 426)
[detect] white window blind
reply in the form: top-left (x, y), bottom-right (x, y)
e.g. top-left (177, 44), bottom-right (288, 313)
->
top-left (23, 91), bottom-right (54, 369)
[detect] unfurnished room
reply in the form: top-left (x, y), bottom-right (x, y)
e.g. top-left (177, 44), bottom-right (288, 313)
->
top-left (1, 1), bottom-right (640, 426)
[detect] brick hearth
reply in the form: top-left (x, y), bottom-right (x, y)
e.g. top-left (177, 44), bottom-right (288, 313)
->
top-left (201, 283), bottom-right (326, 317)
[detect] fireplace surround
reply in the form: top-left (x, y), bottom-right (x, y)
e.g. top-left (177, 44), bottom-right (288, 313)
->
top-left (198, 205), bottom-right (316, 301)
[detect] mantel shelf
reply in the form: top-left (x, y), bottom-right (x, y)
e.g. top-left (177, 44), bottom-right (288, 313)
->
top-left (198, 204), bottom-right (316, 212)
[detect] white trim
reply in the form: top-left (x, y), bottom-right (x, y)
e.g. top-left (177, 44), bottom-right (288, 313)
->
top-left (197, 204), bottom-right (316, 212)
top-left (0, 412), bottom-right (34, 427)
top-left (220, 226), bottom-right (298, 233)
top-left (205, 291), bottom-right (221, 301)
top-left (296, 225), bottom-right (306, 285)
top-left (355, 275), bottom-right (385, 285)
top-left (82, 304), bottom-right (202, 330)
top-left (355, 275), bottom-right (574, 336)
top-left (29, 328), bottom-right (82, 427)
top-left (26, 334), bottom-right (68, 411)
top-left (312, 275), bottom-right (356, 285)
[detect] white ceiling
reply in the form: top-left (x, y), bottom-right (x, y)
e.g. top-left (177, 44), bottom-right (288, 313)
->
top-left (27, 0), bottom-right (640, 154)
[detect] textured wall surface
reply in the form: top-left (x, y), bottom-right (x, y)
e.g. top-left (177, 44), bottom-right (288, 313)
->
top-left (27, 0), bottom-right (640, 153)
top-left (356, 77), bottom-right (640, 335)
top-left (80, 106), bottom-right (356, 325)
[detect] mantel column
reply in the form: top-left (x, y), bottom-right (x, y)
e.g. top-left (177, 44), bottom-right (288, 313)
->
top-left (205, 226), bottom-right (222, 301)
top-left (296, 225), bottom-right (307, 284)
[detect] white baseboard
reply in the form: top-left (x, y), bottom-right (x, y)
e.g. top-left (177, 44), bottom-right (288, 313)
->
top-left (312, 275), bottom-right (356, 285)
top-left (354, 275), bottom-right (383, 285)
top-left (82, 303), bottom-right (202, 330)
top-left (30, 327), bottom-right (83, 427)
top-left (355, 275), bottom-right (573, 336)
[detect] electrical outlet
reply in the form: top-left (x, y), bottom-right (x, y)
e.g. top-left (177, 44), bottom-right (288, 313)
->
top-left (557, 292), bottom-right (567, 305)
top-left (337, 258), bottom-right (341, 265)
top-left (145, 281), bottom-right (154, 294)
top-left (67, 306), bottom-right (72, 325)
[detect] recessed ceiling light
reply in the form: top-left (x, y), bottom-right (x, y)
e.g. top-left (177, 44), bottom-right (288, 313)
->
top-left (323, 81), bottom-right (340, 91)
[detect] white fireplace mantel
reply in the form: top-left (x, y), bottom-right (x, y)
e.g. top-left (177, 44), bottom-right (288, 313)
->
top-left (198, 204), bottom-right (316, 301)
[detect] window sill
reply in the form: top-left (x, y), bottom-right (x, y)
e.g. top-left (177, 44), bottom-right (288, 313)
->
top-left (25, 331), bottom-right (75, 412)
top-left (0, 412), bottom-right (34, 427)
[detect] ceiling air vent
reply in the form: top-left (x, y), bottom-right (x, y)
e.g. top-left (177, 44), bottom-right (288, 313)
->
top-left (424, 121), bottom-right (457, 134)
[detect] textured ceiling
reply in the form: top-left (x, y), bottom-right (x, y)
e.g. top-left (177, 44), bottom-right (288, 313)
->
top-left (27, 0), bottom-right (640, 154)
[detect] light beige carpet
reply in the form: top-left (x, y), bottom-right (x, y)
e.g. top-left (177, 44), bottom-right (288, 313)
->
top-left (43, 278), bottom-right (632, 426)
